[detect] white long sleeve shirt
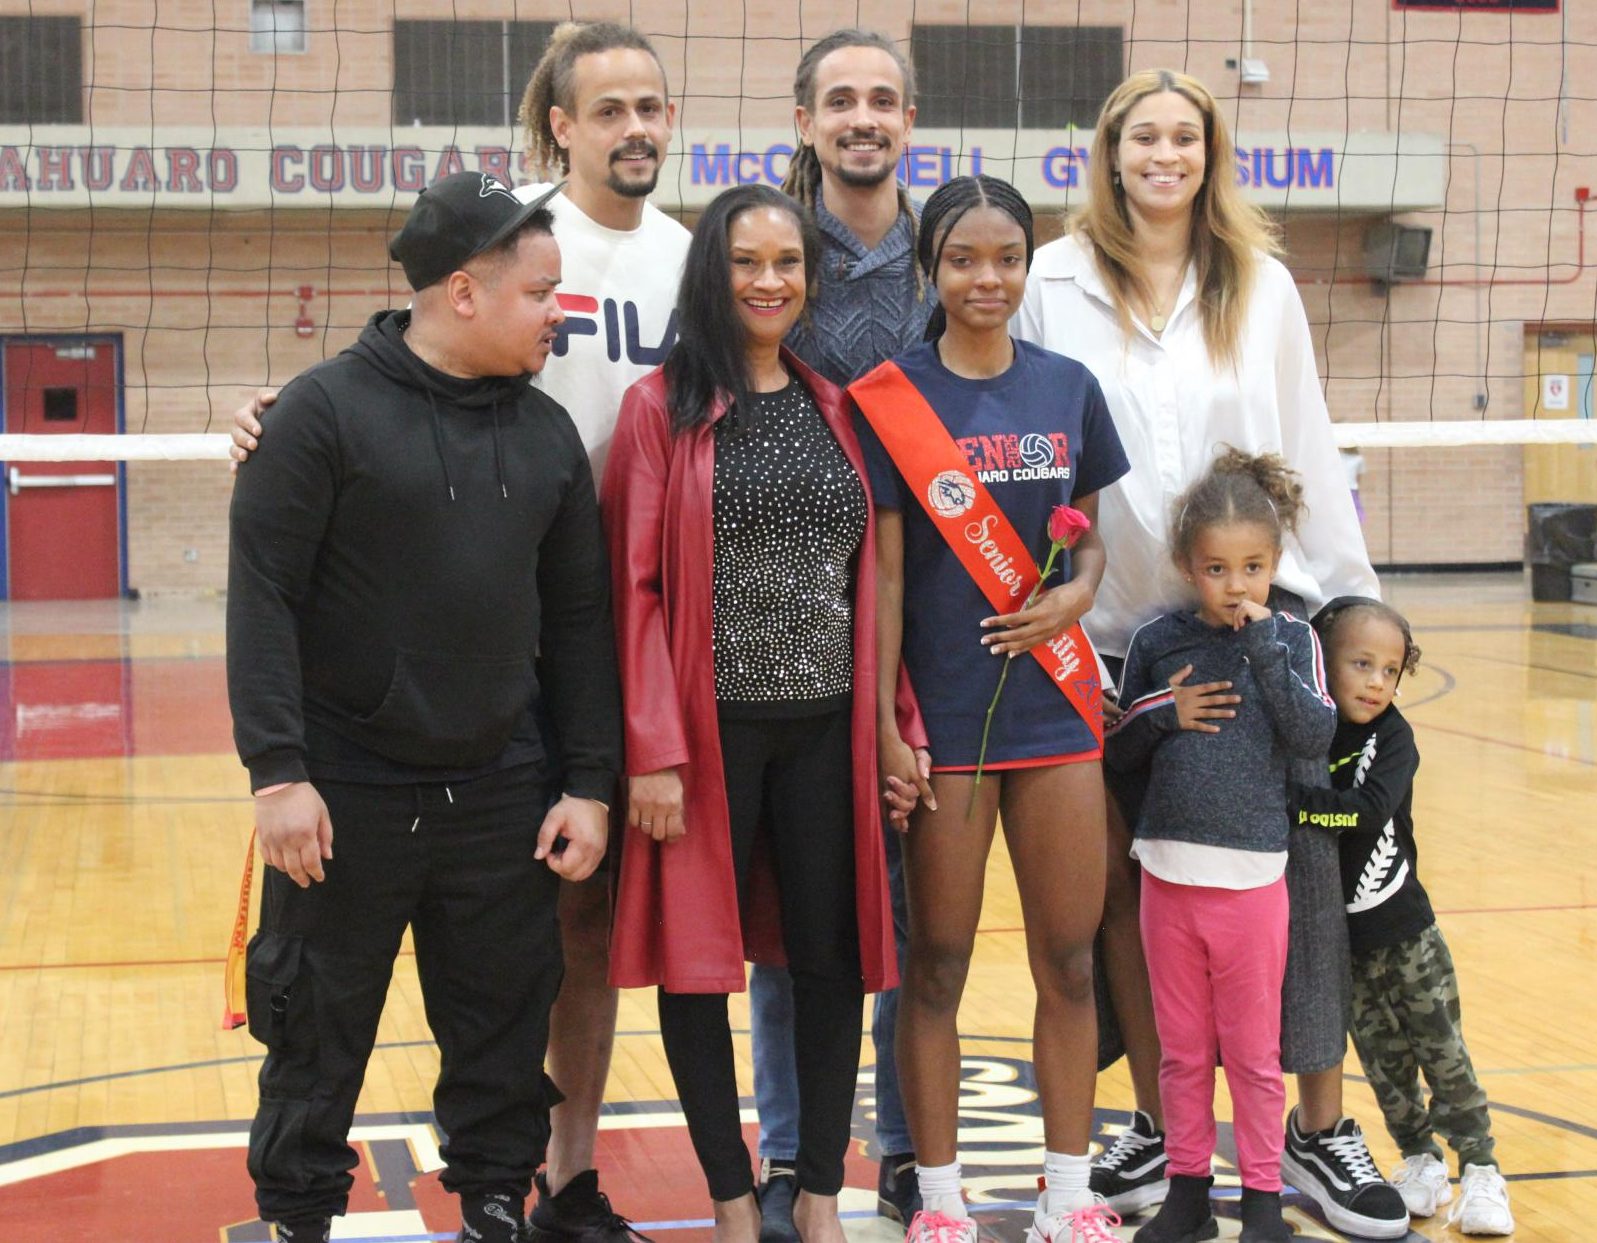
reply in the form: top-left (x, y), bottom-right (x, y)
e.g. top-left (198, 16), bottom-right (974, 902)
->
top-left (1015, 233), bottom-right (1379, 659)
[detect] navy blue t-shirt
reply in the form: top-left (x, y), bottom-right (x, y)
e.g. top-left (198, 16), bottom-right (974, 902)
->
top-left (857, 338), bottom-right (1129, 763)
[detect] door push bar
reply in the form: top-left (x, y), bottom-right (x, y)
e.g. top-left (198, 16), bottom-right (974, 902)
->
top-left (8, 467), bottom-right (117, 496)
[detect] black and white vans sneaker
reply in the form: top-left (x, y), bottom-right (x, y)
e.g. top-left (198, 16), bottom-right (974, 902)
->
top-left (1090, 1109), bottom-right (1170, 1215)
top-left (1280, 1109), bottom-right (1409, 1240)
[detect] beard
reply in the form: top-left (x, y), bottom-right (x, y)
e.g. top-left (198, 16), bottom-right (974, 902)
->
top-left (606, 169), bottom-right (659, 198)
top-left (831, 159), bottom-right (897, 188)
top-left (607, 143), bottom-right (661, 198)
top-left (825, 135), bottom-right (898, 188)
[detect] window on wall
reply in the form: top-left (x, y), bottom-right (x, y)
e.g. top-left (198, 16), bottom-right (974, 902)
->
top-left (393, 20), bottom-right (557, 126)
top-left (250, 0), bottom-right (307, 54)
top-left (0, 16), bottom-right (83, 123)
top-left (249, 0), bottom-right (308, 55)
top-left (911, 24), bottom-right (1123, 129)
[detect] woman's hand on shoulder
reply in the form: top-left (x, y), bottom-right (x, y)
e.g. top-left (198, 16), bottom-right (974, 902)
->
top-left (628, 768), bottom-right (685, 842)
top-left (980, 580), bottom-right (1093, 657)
top-left (1168, 664), bottom-right (1240, 733)
top-left (879, 734), bottom-right (935, 830)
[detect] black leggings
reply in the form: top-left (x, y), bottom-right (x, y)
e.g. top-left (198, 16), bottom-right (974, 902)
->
top-left (657, 707), bottom-right (864, 1201)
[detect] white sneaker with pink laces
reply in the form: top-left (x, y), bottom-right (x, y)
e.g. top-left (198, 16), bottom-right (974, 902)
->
top-left (1025, 1195), bottom-right (1123, 1243)
top-left (905, 1209), bottom-right (980, 1243)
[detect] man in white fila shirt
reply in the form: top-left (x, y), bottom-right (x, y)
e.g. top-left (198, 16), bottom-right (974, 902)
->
top-left (512, 22), bottom-right (690, 486)
top-left (231, 22), bottom-right (690, 1243)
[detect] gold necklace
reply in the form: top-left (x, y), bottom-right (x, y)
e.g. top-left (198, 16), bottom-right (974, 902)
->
top-left (1144, 267), bottom-right (1186, 334)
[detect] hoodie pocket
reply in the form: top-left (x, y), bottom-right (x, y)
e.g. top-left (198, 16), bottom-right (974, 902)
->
top-left (354, 648), bottom-right (537, 768)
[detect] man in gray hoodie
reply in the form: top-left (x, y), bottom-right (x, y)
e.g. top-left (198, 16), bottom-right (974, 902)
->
top-left (228, 173), bottom-right (621, 1243)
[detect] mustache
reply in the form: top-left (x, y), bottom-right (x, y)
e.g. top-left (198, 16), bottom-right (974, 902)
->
top-left (611, 142), bottom-right (659, 163)
top-left (839, 130), bottom-right (888, 148)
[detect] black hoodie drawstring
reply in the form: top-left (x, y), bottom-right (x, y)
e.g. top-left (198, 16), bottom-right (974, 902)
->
top-left (377, 315), bottom-right (513, 501)
top-left (492, 401), bottom-right (508, 499)
top-left (427, 392), bottom-right (456, 501)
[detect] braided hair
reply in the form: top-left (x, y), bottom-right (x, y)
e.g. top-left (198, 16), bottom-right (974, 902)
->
top-left (518, 22), bottom-right (666, 177)
top-left (781, 29), bottom-right (923, 299)
top-left (783, 30), bottom-right (912, 206)
top-left (1311, 597), bottom-right (1422, 681)
top-left (916, 174), bottom-right (1035, 341)
top-left (1170, 446), bottom-right (1306, 566)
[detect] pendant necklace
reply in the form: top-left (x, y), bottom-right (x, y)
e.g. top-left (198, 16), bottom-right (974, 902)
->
top-left (1146, 265), bottom-right (1186, 334)
top-left (1147, 282), bottom-right (1177, 334)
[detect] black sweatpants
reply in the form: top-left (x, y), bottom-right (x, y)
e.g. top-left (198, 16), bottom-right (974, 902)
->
top-left (657, 707), bottom-right (864, 1201)
top-left (245, 763), bottom-right (564, 1223)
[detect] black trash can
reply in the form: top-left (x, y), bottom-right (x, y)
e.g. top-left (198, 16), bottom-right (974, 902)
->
top-left (1526, 503), bottom-right (1597, 601)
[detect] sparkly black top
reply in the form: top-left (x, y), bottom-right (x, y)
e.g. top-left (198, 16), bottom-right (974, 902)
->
top-left (712, 377), bottom-right (867, 714)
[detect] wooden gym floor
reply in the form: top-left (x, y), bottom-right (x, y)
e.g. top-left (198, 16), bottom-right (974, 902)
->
top-left (0, 573), bottom-right (1592, 1241)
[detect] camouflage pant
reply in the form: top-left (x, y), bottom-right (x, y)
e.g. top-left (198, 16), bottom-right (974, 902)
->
top-left (1349, 922), bottom-right (1496, 1169)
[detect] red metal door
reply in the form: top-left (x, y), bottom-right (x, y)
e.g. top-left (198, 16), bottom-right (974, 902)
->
top-left (3, 340), bottom-right (121, 599)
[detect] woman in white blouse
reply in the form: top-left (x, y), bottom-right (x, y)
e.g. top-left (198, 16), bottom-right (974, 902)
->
top-left (1016, 70), bottom-right (1409, 1241)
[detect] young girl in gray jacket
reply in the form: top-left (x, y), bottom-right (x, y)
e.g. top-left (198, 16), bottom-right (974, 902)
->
top-left (1108, 449), bottom-right (1336, 1243)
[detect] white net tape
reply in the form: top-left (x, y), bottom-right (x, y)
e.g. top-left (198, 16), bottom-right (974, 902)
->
top-left (1330, 421), bottom-right (1597, 449)
top-left (4, 422), bottom-right (1595, 462)
top-left (0, 434), bottom-right (234, 461)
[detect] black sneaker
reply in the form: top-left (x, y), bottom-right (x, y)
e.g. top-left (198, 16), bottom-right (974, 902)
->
top-left (1092, 1110), bottom-right (1170, 1215)
top-left (460, 1191), bottom-right (525, 1243)
top-left (273, 1220), bottom-right (331, 1243)
top-left (757, 1159), bottom-right (800, 1243)
top-left (1280, 1109), bottom-right (1409, 1240)
top-left (526, 1170), bottom-right (652, 1243)
top-left (877, 1152), bottom-right (923, 1224)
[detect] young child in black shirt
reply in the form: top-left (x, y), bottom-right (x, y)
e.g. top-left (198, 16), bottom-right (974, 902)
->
top-left (1293, 598), bottom-right (1514, 1237)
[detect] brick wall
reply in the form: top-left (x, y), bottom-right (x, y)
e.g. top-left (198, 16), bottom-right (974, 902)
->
top-left (3, 0), bottom-right (1593, 589)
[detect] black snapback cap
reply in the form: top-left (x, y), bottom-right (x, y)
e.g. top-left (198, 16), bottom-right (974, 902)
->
top-left (389, 172), bottom-right (564, 291)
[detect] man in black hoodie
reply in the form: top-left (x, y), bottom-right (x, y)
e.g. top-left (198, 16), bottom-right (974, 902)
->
top-left (227, 172), bottom-right (621, 1243)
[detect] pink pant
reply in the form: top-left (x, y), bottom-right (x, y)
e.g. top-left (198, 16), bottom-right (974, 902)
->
top-left (1140, 871), bottom-right (1289, 1191)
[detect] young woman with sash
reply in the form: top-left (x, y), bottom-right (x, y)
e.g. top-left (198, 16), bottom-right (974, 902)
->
top-left (851, 175), bottom-right (1129, 1243)
top-left (601, 183), bottom-right (902, 1243)
top-left (1014, 70), bottom-right (1400, 1240)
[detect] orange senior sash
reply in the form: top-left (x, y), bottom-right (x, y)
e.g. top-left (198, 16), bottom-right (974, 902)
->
top-left (851, 361), bottom-right (1103, 747)
top-left (221, 829), bottom-right (256, 1030)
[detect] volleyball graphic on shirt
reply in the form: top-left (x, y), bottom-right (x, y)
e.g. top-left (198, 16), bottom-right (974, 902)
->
top-left (1018, 433), bottom-right (1056, 468)
top-left (928, 470), bottom-right (977, 518)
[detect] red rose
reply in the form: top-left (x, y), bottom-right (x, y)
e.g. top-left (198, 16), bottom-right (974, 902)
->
top-left (1048, 504), bottom-right (1092, 548)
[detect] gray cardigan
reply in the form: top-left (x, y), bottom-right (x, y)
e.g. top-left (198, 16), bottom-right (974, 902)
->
top-left (1107, 610), bottom-right (1336, 853)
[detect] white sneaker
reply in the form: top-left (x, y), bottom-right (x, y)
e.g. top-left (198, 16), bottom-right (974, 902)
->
top-left (1446, 1163), bottom-right (1515, 1236)
top-left (906, 1210), bottom-right (980, 1243)
top-left (1025, 1193), bottom-right (1123, 1243)
top-left (1390, 1152), bottom-right (1452, 1217)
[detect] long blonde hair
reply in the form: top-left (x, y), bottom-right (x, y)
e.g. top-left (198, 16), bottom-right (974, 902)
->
top-left (1071, 69), bottom-right (1279, 367)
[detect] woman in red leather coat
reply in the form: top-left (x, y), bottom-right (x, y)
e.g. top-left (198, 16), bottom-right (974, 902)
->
top-left (600, 183), bottom-right (909, 1243)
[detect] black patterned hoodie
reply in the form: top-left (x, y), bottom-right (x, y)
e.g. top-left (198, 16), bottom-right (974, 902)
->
top-left (1292, 704), bottom-right (1435, 955)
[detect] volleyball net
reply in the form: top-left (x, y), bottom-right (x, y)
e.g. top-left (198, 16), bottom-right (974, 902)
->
top-left (1, 3), bottom-right (1595, 576)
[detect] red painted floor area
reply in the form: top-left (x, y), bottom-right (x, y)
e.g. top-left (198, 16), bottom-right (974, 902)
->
top-left (0, 656), bottom-right (232, 760)
top-left (0, 1119), bottom-right (885, 1243)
